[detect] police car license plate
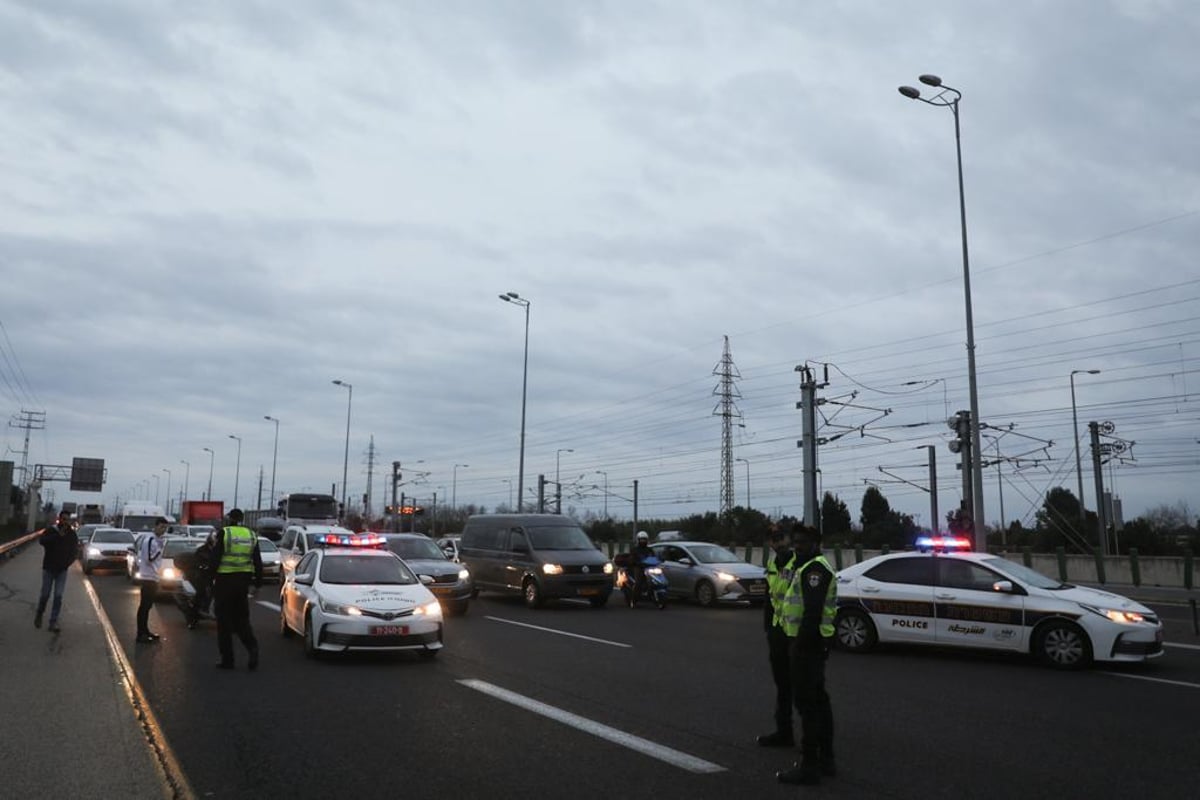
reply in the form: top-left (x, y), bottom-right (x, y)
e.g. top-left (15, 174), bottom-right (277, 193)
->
top-left (747, 584), bottom-right (765, 593)
top-left (371, 625), bottom-right (408, 636)
top-left (577, 587), bottom-right (600, 596)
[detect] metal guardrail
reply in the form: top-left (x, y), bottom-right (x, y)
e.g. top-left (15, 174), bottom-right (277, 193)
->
top-left (0, 530), bottom-right (41, 559)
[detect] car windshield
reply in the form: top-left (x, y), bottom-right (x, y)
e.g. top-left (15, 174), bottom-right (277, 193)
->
top-left (92, 530), bottom-right (135, 544)
top-left (385, 537), bottom-right (445, 560)
top-left (526, 525), bottom-right (595, 551)
top-left (687, 544), bottom-right (740, 564)
top-left (980, 557), bottom-right (1070, 590)
top-left (319, 554), bottom-right (417, 585)
top-left (257, 539), bottom-right (278, 552)
top-left (163, 540), bottom-right (198, 558)
top-left (188, 526), bottom-right (214, 537)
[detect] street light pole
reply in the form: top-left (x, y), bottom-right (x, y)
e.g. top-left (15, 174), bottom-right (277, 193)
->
top-left (1070, 369), bottom-right (1102, 513)
top-left (332, 380), bottom-right (353, 516)
top-left (452, 464), bottom-right (468, 509)
top-left (735, 457), bottom-right (750, 508)
top-left (180, 460), bottom-right (190, 505)
top-left (555, 449), bottom-right (573, 513)
top-left (202, 447), bottom-right (214, 501)
top-left (264, 415), bottom-right (280, 510)
top-left (899, 73), bottom-right (985, 548)
top-left (151, 474), bottom-right (160, 505)
top-left (502, 479), bottom-right (513, 510)
top-left (228, 434), bottom-right (242, 508)
top-left (499, 292), bottom-right (531, 512)
top-left (162, 468), bottom-right (171, 516)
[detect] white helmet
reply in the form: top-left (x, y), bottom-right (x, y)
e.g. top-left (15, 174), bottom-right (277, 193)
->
top-left (636, 530), bottom-right (649, 543)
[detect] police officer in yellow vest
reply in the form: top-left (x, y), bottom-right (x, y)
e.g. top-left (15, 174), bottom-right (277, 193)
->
top-left (758, 520), bottom-right (799, 748)
top-left (776, 523), bottom-right (837, 786)
top-left (208, 508), bottom-right (263, 670)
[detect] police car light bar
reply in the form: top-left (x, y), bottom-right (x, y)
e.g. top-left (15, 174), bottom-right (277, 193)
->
top-left (915, 535), bottom-right (972, 552)
top-left (316, 533), bottom-right (386, 548)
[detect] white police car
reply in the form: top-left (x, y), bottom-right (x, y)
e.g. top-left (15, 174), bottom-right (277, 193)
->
top-left (834, 536), bottom-right (1163, 670)
top-left (279, 533), bottom-right (444, 659)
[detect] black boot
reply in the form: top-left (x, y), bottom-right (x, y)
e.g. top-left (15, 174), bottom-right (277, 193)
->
top-left (247, 647), bottom-right (259, 671)
top-left (777, 762), bottom-right (821, 786)
top-left (756, 730), bottom-right (794, 747)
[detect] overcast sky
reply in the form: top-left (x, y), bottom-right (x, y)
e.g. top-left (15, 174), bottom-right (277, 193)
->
top-left (2, 1), bottom-right (1197, 532)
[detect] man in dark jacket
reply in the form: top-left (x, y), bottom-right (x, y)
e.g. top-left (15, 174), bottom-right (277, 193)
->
top-left (208, 509), bottom-right (263, 670)
top-left (758, 520), bottom-right (797, 747)
top-left (35, 512), bottom-right (79, 633)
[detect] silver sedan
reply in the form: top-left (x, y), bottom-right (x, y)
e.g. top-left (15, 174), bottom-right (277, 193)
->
top-left (650, 541), bottom-right (768, 606)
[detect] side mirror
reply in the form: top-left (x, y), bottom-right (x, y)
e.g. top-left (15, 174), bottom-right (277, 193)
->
top-left (294, 573), bottom-right (314, 586)
top-left (679, 557), bottom-right (694, 567)
top-left (992, 580), bottom-right (1014, 593)
top-left (419, 574), bottom-right (434, 586)
top-left (442, 547), bottom-right (456, 558)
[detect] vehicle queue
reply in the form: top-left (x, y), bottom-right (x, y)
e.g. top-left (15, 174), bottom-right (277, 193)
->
top-left (72, 512), bottom-right (1163, 672)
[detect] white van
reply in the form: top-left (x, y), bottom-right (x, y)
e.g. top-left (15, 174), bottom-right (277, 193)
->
top-left (118, 502), bottom-right (168, 534)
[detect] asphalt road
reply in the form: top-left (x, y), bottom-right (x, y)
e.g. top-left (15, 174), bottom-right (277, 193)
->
top-left (86, 571), bottom-right (1200, 800)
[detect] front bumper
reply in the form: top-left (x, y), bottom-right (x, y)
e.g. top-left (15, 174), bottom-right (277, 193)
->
top-left (716, 577), bottom-right (768, 602)
top-left (1106, 625), bottom-right (1165, 661)
top-left (312, 615), bottom-right (444, 653)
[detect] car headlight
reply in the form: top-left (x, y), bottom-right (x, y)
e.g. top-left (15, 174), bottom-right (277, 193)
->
top-left (603, 562), bottom-right (614, 575)
top-left (542, 563), bottom-right (564, 576)
top-left (458, 568), bottom-right (470, 580)
top-left (413, 600), bottom-right (442, 618)
top-left (715, 571), bottom-right (736, 583)
top-left (162, 567), bottom-right (178, 580)
top-left (1080, 603), bottom-right (1145, 624)
top-left (320, 599), bottom-right (363, 616)
top-left (646, 567), bottom-right (664, 576)
top-left (87, 547), bottom-right (101, 557)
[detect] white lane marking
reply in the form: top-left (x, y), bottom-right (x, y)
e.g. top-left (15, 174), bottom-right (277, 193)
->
top-left (258, 600), bottom-right (281, 612)
top-left (484, 615), bottom-right (631, 648)
top-left (459, 679), bottom-right (725, 774)
top-left (1164, 642), bottom-right (1200, 651)
top-left (1098, 672), bottom-right (1200, 690)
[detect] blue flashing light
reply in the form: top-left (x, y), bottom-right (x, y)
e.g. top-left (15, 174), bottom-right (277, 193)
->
top-left (317, 533), bottom-right (386, 548)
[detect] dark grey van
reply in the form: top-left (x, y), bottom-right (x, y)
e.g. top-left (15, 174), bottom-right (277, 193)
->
top-left (459, 514), bottom-right (613, 608)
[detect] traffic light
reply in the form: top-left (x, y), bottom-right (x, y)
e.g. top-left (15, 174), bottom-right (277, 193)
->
top-left (947, 410), bottom-right (970, 454)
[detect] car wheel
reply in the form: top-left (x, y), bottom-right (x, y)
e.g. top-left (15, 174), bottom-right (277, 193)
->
top-left (523, 578), bottom-right (545, 609)
top-left (470, 586), bottom-right (480, 599)
top-left (83, 562), bottom-right (93, 575)
top-left (303, 610), bottom-right (321, 659)
top-left (695, 580), bottom-right (717, 607)
top-left (280, 608), bottom-right (293, 638)
top-left (1035, 620), bottom-right (1092, 670)
top-left (835, 608), bottom-right (878, 653)
top-left (589, 594), bottom-right (610, 609)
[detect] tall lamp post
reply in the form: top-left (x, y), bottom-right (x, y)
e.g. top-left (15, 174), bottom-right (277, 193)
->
top-left (228, 434), bottom-right (242, 508)
top-left (202, 447), bottom-right (214, 501)
top-left (151, 474), bottom-right (160, 505)
top-left (264, 415), bottom-right (280, 510)
top-left (332, 380), bottom-right (353, 515)
top-left (899, 73), bottom-right (985, 548)
top-left (179, 460), bottom-right (190, 506)
top-left (499, 291), bottom-right (531, 511)
top-left (502, 479), bottom-right (513, 510)
top-left (735, 457), bottom-right (750, 508)
top-left (161, 468), bottom-right (172, 516)
top-left (452, 464), bottom-right (468, 509)
top-left (1070, 369), bottom-right (1102, 513)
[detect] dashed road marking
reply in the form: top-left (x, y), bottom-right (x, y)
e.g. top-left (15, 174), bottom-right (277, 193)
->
top-left (484, 615), bottom-right (632, 648)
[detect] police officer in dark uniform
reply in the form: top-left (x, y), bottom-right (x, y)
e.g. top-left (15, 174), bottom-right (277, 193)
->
top-left (777, 523), bottom-right (837, 785)
top-left (757, 520), bottom-right (798, 748)
top-left (208, 508), bottom-right (263, 670)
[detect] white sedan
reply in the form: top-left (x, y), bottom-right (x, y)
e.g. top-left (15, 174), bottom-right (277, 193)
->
top-left (279, 534), bottom-right (443, 659)
top-left (834, 542), bottom-right (1163, 670)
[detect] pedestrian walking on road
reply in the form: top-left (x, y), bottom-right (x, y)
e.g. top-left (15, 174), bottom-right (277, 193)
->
top-left (209, 508), bottom-right (262, 670)
top-left (134, 517), bottom-right (169, 643)
top-left (776, 523), bottom-right (838, 786)
top-left (757, 519), bottom-right (798, 748)
top-left (35, 511), bottom-right (79, 633)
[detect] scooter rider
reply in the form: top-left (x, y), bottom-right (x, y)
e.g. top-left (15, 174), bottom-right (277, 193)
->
top-left (631, 530), bottom-right (654, 597)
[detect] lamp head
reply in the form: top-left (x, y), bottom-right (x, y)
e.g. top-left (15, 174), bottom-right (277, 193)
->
top-left (899, 85), bottom-right (921, 99)
top-left (919, 74), bottom-right (943, 87)
top-left (1087, 369), bottom-right (1101, 375)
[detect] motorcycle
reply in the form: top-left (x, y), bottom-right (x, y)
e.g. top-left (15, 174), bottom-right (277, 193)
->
top-left (171, 578), bottom-right (216, 626)
top-left (615, 554), bottom-right (669, 609)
